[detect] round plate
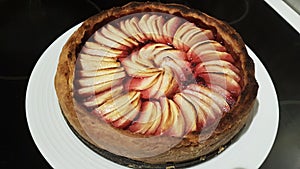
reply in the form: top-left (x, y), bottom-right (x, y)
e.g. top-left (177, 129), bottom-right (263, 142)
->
top-left (26, 23), bottom-right (279, 169)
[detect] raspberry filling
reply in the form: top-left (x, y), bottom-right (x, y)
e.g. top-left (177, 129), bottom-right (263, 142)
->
top-left (74, 12), bottom-right (242, 137)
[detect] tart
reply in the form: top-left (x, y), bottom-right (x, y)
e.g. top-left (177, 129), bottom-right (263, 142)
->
top-left (55, 1), bottom-right (258, 168)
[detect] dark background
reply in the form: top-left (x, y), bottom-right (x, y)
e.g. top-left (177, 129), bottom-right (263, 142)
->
top-left (1, 0), bottom-right (299, 168)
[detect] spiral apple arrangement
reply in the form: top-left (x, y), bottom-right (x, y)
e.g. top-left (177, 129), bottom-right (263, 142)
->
top-left (74, 13), bottom-right (242, 137)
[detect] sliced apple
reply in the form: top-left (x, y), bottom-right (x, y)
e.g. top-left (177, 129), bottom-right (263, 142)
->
top-left (194, 63), bottom-right (240, 82)
top-left (182, 92), bottom-right (216, 127)
top-left (129, 101), bottom-right (157, 134)
top-left (173, 22), bottom-right (195, 50)
top-left (154, 67), bottom-right (177, 99)
top-left (78, 58), bottom-right (120, 71)
top-left (140, 72), bottom-right (163, 99)
top-left (76, 71), bottom-right (126, 87)
top-left (182, 89), bottom-right (222, 117)
top-left (130, 50), bottom-right (155, 68)
top-left (145, 101), bottom-right (162, 135)
top-left (181, 29), bottom-right (214, 51)
top-left (187, 40), bottom-right (227, 61)
top-left (81, 41), bottom-right (128, 58)
top-left (139, 43), bottom-right (172, 60)
top-left (106, 24), bottom-right (139, 47)
top-left (127, 73), bottom-right (160, 91)
top-left (153, 16), bottom-right (166, 43)
top-left (76, 67), bottom-right (124, 78)
top-left (83, 85), bottom-right (124, 108)
top-left (187, 84), bottom-right (231, 112)
top-left (76, 79), bottom-right (122, 96)
top-left (93, 91), bottom-right (140, 117)
top-left (121, 56), bottom-right (162, 77)
top-left (162, 16), bottom-right (184, 44)
top-left (112, 101), bottom-right (141, 129)
top-left (78, 53), bottom-right (117, 63)
top-left (165, 99), bottom-right (186, 137)
top-left (103, 91), bottom-right (140, 122)
top-left (138, 14), bottom-right (152, 40)
top-left (153, 49), bottom-right (186, 66)
top-left (129, 17), bottom-right (147, 43)
top-left (207, 84), bottom-right (236, 106)
top-left (160, 57), bottom-right (189, 82)
top-left (173, 93), bottom-right (197, 133)
top-left (155, 97), bottom-right (173, 135)
top-left (179, 92), bottom-right (207, 129)
top-left (197, 73), bottom-right (241, 96)
top-left (189, 50), bottom-right (234, 63)
top-left (93, 30), bottom-right (128, 51)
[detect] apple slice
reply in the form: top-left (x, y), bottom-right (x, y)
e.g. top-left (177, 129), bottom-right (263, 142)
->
top-left (146, 15), bottom-right (160, 41)
top-left (162, 16), bottom-right (183, 44)
top-left (153, 49), bottom-right (186, 66)
top-left (112, 101), bottom-right (141, 129)
top-left (145, 101), bottom-right (162, 135)
top-left (179, 92), bottom-right (207, 129)
top-left (154, 67), bottom-right (177, 99)
top-left (182, 92), bottom-right (216, 127)
top-left (194, 63), bottom-right (240, 82)
top-left (76, 79), bottom-right (122, 96)
top-left (173, 93), bottom-right (197, 133)
top-left (129, 101), bottom-right (157, 134)
top-left (76, 71), bottom-right (126, 87)
top-left (76, 67), bottom-right (124, 78)
top-left (195, 59), bottom-right (240, 74)
top-left (173, 22), bottom-right (195, 50)
top-left (160, 57), bottom-right (189, 82)
top-left (93, 30), bottom-right (129, 51)
top-left (189, 50), bottom-right (234, 63)
top-left (81, 41), bottom-right (128, 58)
top-left (83, 85), bottom-right (124, 108)
top-left (103, 91), bottom-right (141, 122)
top-left (78, 59), bottom-right (120, 71)
top-left (153, 15), bottom-right (166, 43)
top-left (165, 99), bottom-right (186, 137)
top-left (139, 43), bottom-right (173, 61)
top-left (130, 50), bottom-right (155, 68)
top-left (197, 73), bottom-right (241, 96)
top-left (138, 14), bottom-right (152, 40)
top-left (93, 91), bottom-right (140, 117)
top-left (182, 89), bottom-right (222, 117)
top-left (207, 84), bottom-right (236, 105)
top-left (140, 72), bottom-right (163, 99)
top-left (181, 29), bottom-right (214, 51)
top-left (155, 97), bottom-right (173, 135)
top-left (127, 73), bottom-right (160, 91)
top-left (78, 53), bottom-right (117, 63)
top-left (187, 40), bottom-right (226, 61)
top-left (187, 84), bottom-right (230, 112)
top-left (106, 24), bottom-right (139, 47)
top-left (130, 17), bottom-right (148, 42)
top-left (121, 56), bottom-right (162, 77)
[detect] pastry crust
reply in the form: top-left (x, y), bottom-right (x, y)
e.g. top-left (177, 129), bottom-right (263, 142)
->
top-left (55, 1), bottom-right (258, 166)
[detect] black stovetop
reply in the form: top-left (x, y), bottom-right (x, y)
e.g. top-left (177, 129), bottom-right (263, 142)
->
top-left (1, 0), bottom-right (299, 168)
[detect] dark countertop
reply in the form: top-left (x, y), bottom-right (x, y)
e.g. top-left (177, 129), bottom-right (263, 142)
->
top-left (1, 0), bottom-right (299, 168)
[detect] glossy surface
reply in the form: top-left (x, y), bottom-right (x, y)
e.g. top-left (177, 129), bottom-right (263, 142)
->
top-left (1, 0), bottom-right (300, 168)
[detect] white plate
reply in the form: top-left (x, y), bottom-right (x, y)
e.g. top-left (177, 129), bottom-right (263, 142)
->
top-left (26, 24), bottom-right (279, 169)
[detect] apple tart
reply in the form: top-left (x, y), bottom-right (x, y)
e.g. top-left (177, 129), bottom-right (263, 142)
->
top-left (55, 1), bottom-right (258, 168)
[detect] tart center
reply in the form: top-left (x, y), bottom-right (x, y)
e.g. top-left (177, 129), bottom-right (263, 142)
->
top-left (74, 12), bottom-right (242, 137)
